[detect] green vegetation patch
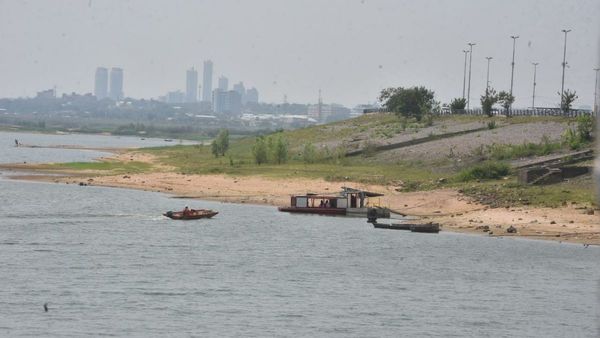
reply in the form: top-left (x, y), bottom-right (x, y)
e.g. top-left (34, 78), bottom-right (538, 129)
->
top-left (460, 177), bottom-right (595, 208)
top-left (456, 161), bottom-right (510, 182)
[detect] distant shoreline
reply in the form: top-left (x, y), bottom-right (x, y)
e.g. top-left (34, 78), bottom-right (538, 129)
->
top-left (2, 150), bottom-right (598, 247)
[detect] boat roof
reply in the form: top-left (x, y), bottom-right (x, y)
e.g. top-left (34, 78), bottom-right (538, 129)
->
top-left (341, 186), bottom-right (385, 197)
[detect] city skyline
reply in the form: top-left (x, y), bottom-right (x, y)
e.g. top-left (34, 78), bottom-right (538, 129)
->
top-left (0, 0), bottom-right (598, 108)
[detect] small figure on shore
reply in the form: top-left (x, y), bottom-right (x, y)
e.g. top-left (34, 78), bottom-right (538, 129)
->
top-left (14, 139), bottom-right (19, 147)
top-left (43, 303), bottom-right (48, 312)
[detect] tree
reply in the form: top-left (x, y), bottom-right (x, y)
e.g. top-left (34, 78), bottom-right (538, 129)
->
top-left (210, 129), bottom-right (229, 157)
top-left (252, 136), bottom-right (268, 165)
top-left (302, 142), bottom-right (317, 164)
top-left (449, 98), bottom-right (466, 112)
top-left (379, 86), bottom-right (435, 121)
top-left (559, 89), bottom-right (578, 113)
top-left (497, 91), bottom-right (515, 116)
top-left (480, 87), bottom-right (498, 117)
top-left (273, 135), bottom-right (289, 164)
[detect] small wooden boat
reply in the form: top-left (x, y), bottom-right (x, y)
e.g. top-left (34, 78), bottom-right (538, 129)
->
top-left (409, 222), bottom-right (440, 233)
top-left (372, 222), bottom-right (411, 230)
top-left (163, 209), bottom-right (218, 220)
top-left (372, 222), bottom-right (440, 233)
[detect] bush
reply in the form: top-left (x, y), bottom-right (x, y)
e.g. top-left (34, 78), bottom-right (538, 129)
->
top-left (487, 120), bottom-right (496, 130)
top-left (362, 141), bottom-right (378, 157)
top-left (457, 161), bottom-right (510, 181)
top-left (576, 115), bottom-right (594, 142)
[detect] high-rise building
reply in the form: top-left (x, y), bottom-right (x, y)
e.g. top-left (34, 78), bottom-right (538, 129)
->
top-left (166, 90), bottom-right (185, 104)
top-left (246, 87), bottom-right (259, 104)
top-left (213, 89), bottom-right (242, 115)
top-left (233, 82), bottom-right (246, 104)
top-left (202, 60), bottom-right (213, 102)
top-left (94, 67), bottom-right (108, 100)
top-left (186, 68), bottom-right (198, 103)
top-left (109, 67), bottom-right (124, 101)
top-left (218, 76), bottom-right (229, 91)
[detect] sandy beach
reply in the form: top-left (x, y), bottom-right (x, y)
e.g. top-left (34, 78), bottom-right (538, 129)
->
top-left (4, 150), bottom-right (598, 246)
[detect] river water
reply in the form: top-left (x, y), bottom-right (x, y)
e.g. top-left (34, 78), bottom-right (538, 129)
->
top-left (0, 131), bottom-right (599, 337)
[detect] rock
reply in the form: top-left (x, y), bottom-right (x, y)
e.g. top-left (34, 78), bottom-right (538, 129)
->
top-left (550, 221), bottom-right (556, 224)
top-left (506, 225), bottom-right (517, 233)
top-left (475, 225), bottom-right (490, 232)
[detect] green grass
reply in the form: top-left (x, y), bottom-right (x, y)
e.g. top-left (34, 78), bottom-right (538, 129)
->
top-left (477, 140), bottom-right (563, 161)
top-left (459, 177), bottom-right (596, 208)
top-left (456, 161), bottom-right (511, 181)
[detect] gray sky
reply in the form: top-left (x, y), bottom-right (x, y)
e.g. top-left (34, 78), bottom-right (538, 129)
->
top-left (1, 0), bottom-right (598, 108)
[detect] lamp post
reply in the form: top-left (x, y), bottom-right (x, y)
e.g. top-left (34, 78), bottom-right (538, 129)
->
top-left (509, 36), bottom-right (519, 98)
top-left (467, 42), bottom-right (476, 109)
top-left (594, 68), bottom-right (600, 115)
top-left (560, 29), bottom-right (571, 112)
top-left (462, 50), bottom-right (469, 99)
top-left (485, 57), bottom-right (493, 92)
top-left (532, 62), bottom-right (539, 109)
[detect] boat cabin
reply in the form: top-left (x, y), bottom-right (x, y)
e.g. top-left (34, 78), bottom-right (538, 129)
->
top-left (279, 187), bottom-right (389, 217)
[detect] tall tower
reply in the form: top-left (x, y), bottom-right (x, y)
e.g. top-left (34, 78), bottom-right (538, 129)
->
top-left (317, 89), bottom-right (323, 120)
top-left (233, 82), bottom-right (246, 104)
top-left (218, 76), bottom-right (229, 91)
top-left (202, 60), bottom-right (213, 102)
top-left (186, 67), bottom-right (198, 102)
top-left (94, 67), bottom-right (108, 100)
top-left (246, 87), bottom-right (259, 104)
top-left (109, 67), bottom-right (124, 101)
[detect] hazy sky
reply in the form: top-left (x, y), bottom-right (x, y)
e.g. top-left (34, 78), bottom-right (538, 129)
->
top-left (1, 0), bottom-right (598, 108)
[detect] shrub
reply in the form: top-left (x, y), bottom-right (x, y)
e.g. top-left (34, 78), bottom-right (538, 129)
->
top-left (457, 161), bottom-right (510, 181)
top-left (576, 115), bottom-right (594, 142)
top-left (362, 141), bottom-right (378, 157)
top-left (562, 127), bottom-right (582, 150)
top-left (487, 120), bottom-right (496, 130)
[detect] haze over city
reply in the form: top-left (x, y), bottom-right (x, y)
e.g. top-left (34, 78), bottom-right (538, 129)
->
top-left (0, 0), bottom-right (598, 108)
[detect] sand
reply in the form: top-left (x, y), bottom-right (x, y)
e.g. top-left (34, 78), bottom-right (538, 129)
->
top-left (4, 151), bottom-right (599, 246)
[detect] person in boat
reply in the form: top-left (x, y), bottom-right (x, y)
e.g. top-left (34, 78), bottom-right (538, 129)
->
top-left (183, 206), bottom-right (190, 216)
top-left (324, 200), bottom-right (329, 208)
top-left (319, 200), bottom-right (324, 208)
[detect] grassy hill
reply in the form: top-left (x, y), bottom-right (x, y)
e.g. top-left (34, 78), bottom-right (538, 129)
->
top-left (54, 112), bottom-right (593, 207)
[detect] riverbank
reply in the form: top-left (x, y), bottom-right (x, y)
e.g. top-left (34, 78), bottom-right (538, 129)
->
top-left (3, 151), bottom-right (598, 246)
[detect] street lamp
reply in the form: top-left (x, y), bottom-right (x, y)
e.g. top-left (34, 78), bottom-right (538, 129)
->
top-left (510, 35), bottom-right (519, 97)
top-left (594, 68), bottom-right (600, 114)
top-left (462, 50), bottom-right (469, 99)
top-left (560, 29), bottom-right (571, 112)
top-left (532, 62), bottom-right (539, 109)
top-left (485, 57), bottom-right (493, 92)
top-left (467, 42), bottom-right (476, 109)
